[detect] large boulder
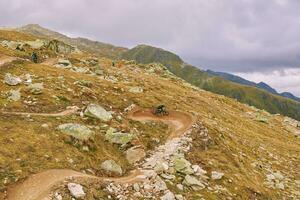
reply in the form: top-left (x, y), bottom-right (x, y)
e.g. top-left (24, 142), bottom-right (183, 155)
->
top-left (67, 183), bottom-right (85, 198)
top-left (84, 104), bottom-right (112, 121)
top-left (125, 146), bottom-right (146, 164)
top-left (173, 157), bottom-right (193, 175)
top-left (100, 159), bottom-right (123, 175)
top-left (4, 73), bottom-right (22, 86)
top-left (57, 123), bottom-right (93, 140)
top-left (105, 127), bottom-right (133, 145)
top-left (25, 39), bottom-right (47, 49)
top-left (27, 83), bottom-right (44, 94)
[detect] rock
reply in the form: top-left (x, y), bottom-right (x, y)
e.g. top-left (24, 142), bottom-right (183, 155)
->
top-left (55, 59), bottom-right (72, 68)
top-left (95, 68), bottom-right (104, 75)
top-left (67, 183), bottom-right (85, 198)
top-left (255, 115), bottom-right (268, 123)
top-left (129, 86), bottom-right (143, 93)
top-left (182, 175), bottom-right (205, 188)
top-left (4, 73), bottom-right (22, 86)
top-left (125, 146), bottom-right (145, 164)
top-left (176, 184), bottom-right (184, 190)
top-left (27, 83), bottom-right (44, 94)
top-left (74, 80), bottom-right (92, 87)
top-left (133, 183), bottom-right (140, 192)
top-left (105, 127), bottom-right (133, 145)
top-left (7, 89), bottom-right (21, 101)
top-left (84, 104), bottom-right (112, 121)
top-left (23, 74), bottom-right (32, 85)
top-left (71, 66), bottom-right (90, 74)
top-left (57, 123), bottom-right (94, 140)
top-left (160, 173), bottom-right (175, 180)
top-left (47, 40), bottom-right (77, 54)
top-left (41, 123), bottom-right (49, 129)
top-left (192, 165), bottom-right (207, 176)
top-left (100, 160), bottom-right (123, 175)
top-left (273, 171), bottom-right (284, 180)
top-left (173, 157), bottom-right (193, 175)
top-left (154, 162), bottom-right (169, 174)
top-left (283, 117), bottom-right (299, 127)
top-left (54, 192), bottom-right (62, 200)
top-left (211, 171), bottom-right (224, 180)
top-left (25, 39), bottom-right (46, 49)
top-left (276, 182), bottom-right (285, 190)
top-left (160, 191), bottom-right (175, 200)
top-left (175, 194), bottom-right (185, 200)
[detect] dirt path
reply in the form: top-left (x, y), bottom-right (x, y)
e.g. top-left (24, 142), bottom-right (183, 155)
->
top-left (7, 108), bottom-right (195, 200)
top-left (0, 55), bottom-right (17, 66)
top-left (0, 106), bottom-right (79, 117)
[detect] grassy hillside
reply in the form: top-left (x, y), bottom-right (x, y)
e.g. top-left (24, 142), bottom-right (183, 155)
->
top-left (121, 45), bottom-right (300, 120)
top-left (16, 24), bottom-right (127, 59)
top-left (0, 29), bottom-right (299, 200)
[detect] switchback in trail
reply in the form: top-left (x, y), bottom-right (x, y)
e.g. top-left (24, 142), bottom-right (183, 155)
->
top-left (7, 108), bottom-right (195, 200)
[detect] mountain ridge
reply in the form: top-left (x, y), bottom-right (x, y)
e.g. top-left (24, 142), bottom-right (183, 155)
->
top-left (16, 24), bottom-right (127, 59)
top-left (206, 70), bottom-right (300, 102)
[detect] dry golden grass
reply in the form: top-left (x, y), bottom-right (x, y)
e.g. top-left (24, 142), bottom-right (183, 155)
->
top-left (0, 30), bottom-right (299, 199)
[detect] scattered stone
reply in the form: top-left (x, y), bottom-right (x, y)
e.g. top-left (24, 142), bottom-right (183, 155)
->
top-left (27, 83), bottom-right (44, 95)
top-left (105, 127), bottom-right (133, 145)
top-left (57, 123), bottom-right (94, 140)
top-left (255, 115), bottom-right (268, 123)
top-left (154, 162), bottom-right (169, 174)
top-left (4, 73), bottom-right (22, 86)
top-left (84, 104), bottom-right (112, 121)
top-left (176, 184), bottom-right (184, 191)
top-left (55, 59), bottom-right (72, 68)
top-left (160, 191), bottom-right (175, 200)
top-left (41, 123), bottom-right (49, 129)
top-left (67, 183), bottom-right (85, 198)
top-left (74, 80), bottom-right (92, 87)
top-left (54, 192), bottom-right (62, 200)
top-left (7, 89), bottom-right (21, 101)
top-left (100, 160), bottom-right (123, 175)
top-left (183, 175), bottom-right (205, 189)
top-left (173, 157), bottom-right (193, 175)
top-left (211, 171), bottom-right (224, 180)
top-left (133, 183), bottom-right (140, 192)
top-left (129, 86), bottom-right (143, 93)
top-left (175, 194), bottom-right (185, 200)
top-left (125, 146), bottom-right (146, 164)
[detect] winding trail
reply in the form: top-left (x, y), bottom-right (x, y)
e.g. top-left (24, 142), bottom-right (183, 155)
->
top-left (6, 108), bottom-right (195, 200)
top-left (0, 55), bottom-right (17, 66)
top-left (0, 106), bottom-right (79, 117)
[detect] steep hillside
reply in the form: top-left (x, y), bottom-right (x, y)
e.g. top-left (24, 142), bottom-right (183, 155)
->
top-left (0, 29), bottom-right (299, 200)
top-left (16, 24), bottom-right (127, 59)
top-left (121, 45), bottom-right (300, 120)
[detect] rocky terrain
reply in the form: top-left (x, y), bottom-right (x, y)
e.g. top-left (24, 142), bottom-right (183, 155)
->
top-left (0, 28), bottom-right (299, 200)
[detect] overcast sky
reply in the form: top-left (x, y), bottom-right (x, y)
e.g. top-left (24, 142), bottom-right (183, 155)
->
top-left (0, 0), bottom-right (299, 95)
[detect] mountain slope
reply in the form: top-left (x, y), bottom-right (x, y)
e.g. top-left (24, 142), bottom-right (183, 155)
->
top-left (206, 70), bottom-right (300, 102)
top-left (121, 45), bottom-right (300, 120)
top-left (16, 24), bottom-right (127, 59)
top-left (0, 29), bottom-right (299, 200)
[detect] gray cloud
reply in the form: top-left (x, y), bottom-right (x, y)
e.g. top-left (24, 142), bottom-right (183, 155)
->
top-left (0, 0), bottom-right (300, 88)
